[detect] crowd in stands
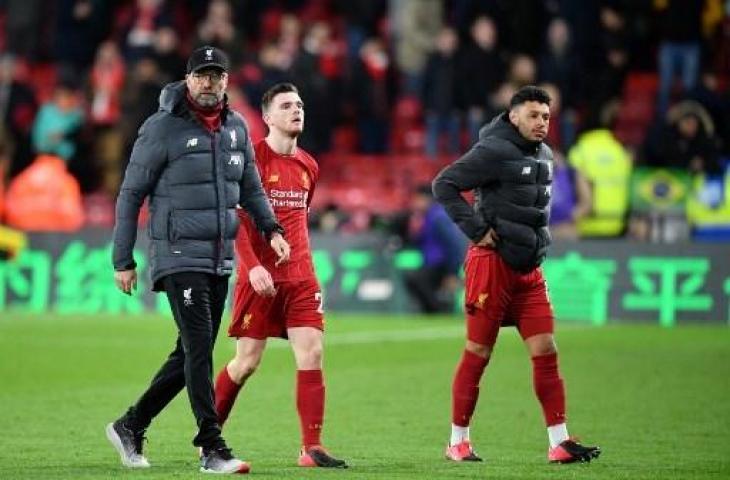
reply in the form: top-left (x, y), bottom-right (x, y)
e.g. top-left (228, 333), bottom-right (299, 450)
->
top-left (0, 0), bottom-right (728, 243)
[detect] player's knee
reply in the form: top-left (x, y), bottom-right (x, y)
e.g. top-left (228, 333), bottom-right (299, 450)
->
top-left (227, 356), bottom-right (260, 382)
top-left (465, 340), bottom-right (491, 358)
top-left (532, 345), bottom-right (557, 357)
top-left (528, 335), bottom-right (557, 357)
top-left (300, 345), bottom-right (323, 369)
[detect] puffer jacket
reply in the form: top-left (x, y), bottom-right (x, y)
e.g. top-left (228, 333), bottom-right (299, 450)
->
top-left (112, 81), bottom-right (281, 290)
top-left (432, 112), bottom-right (553, 271)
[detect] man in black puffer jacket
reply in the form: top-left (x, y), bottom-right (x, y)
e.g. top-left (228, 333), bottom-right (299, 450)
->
top-left (106, 46), bottom-right (289, 475)
top-left (433, 86), bottom-right (600, 465)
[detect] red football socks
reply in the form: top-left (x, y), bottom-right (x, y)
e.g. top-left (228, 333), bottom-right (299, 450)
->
top-left (452, 350), bottom-right (489, 427)
top-left (214, 366), bottom-right (242, 427)
top-left (531, 352), bottom-right (567, 426)
top-left (297, 369), bottom-right (325, 448)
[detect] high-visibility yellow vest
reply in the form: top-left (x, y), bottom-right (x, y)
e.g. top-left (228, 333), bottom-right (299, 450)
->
top-left (568, 129), bottom-right (632, 236)
top-left (686, 173), bottom-right (730, 227)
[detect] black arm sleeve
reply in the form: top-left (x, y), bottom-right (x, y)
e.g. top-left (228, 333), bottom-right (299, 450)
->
top-left (431, 144), bottom-right (500, 243)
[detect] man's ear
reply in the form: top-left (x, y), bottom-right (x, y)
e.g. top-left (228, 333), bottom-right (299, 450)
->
top-left (508, 108), bottom-right (519, 125)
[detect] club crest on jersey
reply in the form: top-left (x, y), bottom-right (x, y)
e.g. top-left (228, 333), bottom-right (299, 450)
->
top-left (186, 138), bottom-right (198, 148)
top-left (268, 174), bottom-right (279, 183)
top-left (230, 130), bottom-right (237, 149)
top-left (301, 171), bottom-right (310, 189)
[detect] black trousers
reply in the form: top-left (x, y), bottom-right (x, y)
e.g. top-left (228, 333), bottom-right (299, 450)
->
top-left (122, 272), bottom-right (229, 448)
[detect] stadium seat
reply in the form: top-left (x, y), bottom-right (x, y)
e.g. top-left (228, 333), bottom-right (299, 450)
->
top-left (83, 192), bottom-right (116, 228)
top-left (391, 96), bottom-right (424, 153)
top-left (330, 126), bottom-right (358, 154)
top-left (614, 73), bottom-right (659, 147)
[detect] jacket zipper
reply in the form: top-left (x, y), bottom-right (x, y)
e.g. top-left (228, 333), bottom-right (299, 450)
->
top-left (211, 131), bottom-right (223, 273)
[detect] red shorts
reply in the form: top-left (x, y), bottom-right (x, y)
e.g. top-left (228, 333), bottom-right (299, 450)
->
top-left (463, 246), bottom-right (554, 347)
top-left (228, 277), bottom-right (324, 339)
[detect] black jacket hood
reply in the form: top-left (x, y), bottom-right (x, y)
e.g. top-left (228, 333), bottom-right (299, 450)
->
top-left (158, 81), bottom-right (186, 113)
top-left (158, 80), bottom-right (229, 115)
top-left (479, 111), bottom-right (541, 153)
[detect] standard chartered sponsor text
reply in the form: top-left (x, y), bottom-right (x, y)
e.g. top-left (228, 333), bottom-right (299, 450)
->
top-left (270, 189), bottom-right (308, 208)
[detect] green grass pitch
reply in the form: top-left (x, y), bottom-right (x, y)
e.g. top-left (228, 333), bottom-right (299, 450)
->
top-left (1, 313), bottom-right (729, 479)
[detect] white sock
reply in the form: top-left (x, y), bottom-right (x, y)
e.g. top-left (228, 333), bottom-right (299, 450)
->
top-left (547, 423), bottom-right (569, 448)
top-left (450, 424), bottom-right (470, 446)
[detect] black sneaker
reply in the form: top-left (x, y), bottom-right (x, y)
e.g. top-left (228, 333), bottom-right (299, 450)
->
top-left (298, 446), bottom-right (349, 468)
top-left (200, 446), bottom-right (250, 474)
top-left (548, 438), bottom-right (601, 463)
top-left (105, 420), bottom-right (150, 468)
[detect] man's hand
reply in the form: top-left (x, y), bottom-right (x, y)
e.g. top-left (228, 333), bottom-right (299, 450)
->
top-left (476, 228), bottom-right (499, 248)
top-left (249, 265), bottom-right (276, 297)
top-left (114, 269), bottom-right (137, 295)
top-left (269, 232), bottom-right (290, 266)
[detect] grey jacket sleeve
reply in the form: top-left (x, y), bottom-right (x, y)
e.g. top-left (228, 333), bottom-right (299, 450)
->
top-left (432, 143), bottom-right (501, 243)
top-left (238, 131), bottom-right (282, 237)
top-left (112, 116), bottom-right (168, 270)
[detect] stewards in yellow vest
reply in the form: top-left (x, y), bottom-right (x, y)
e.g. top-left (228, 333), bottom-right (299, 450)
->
top-left (686, 173), bottom-right (730, 229)
top-left (568, 129), bottom-right (632, 236)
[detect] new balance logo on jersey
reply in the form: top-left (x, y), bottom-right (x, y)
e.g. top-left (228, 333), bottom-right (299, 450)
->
top-left (183, 288), bottom-right (194, 307)
top-left (186, 138), bottom-right (198, 148)
top-left (521, 166), bottom-right (532, 175)
top-left (229, 154), bottom-right (241, 165)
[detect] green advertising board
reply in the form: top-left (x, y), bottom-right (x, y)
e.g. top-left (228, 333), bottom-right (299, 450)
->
top-left (1, 230), bottom-right (728, 326)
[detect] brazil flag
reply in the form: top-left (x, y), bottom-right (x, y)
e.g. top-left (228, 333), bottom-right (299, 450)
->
top-left (630, 167), bottom-right (692, 213)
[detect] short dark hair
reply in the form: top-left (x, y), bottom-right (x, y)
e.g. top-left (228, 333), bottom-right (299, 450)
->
top-left (509, 85), bottom-right (552, 109)
top-left (261, 83), bottom-right (299, 112)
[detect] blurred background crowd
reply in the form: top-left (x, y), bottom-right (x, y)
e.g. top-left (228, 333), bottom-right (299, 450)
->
top-left (0, 0), bottom-right (728, 253)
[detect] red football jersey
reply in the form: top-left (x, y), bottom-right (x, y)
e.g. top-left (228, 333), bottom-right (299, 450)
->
top-left (236, 139), bottom-right (318, 282)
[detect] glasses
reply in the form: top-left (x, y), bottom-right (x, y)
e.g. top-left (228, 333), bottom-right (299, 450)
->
top-left (192, 71), bottom-right (225, 83)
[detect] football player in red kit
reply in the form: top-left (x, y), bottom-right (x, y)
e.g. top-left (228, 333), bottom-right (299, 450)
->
top-left (433, 86), bottom-right (600, 465)
top-left (214, 83), bottom-right (347, 469)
